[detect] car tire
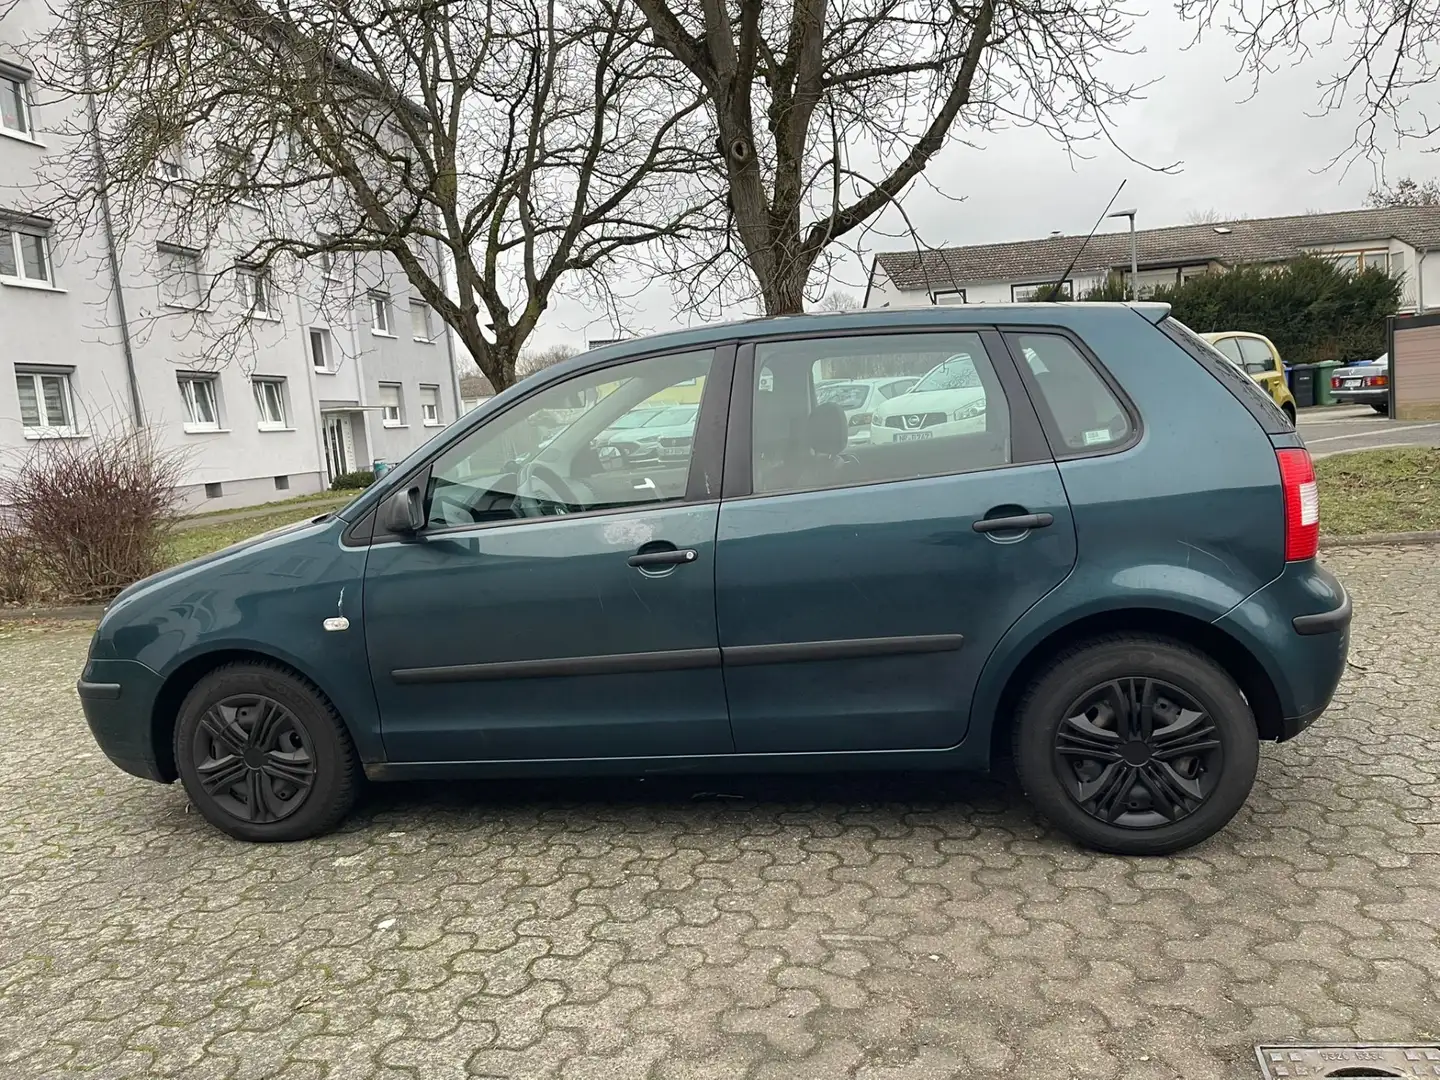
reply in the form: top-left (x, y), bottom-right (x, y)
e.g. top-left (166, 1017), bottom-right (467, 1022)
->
top-left (1011, 635), bottom-right (1259, 856)
top-left (174, 662), bottom-right (360, 842)
top-left (1372, 402), bottom-right (1389, 415)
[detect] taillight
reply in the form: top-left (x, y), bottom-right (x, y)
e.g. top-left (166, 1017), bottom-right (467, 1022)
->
top-left (1277, 448), bottom-right (1319, 561)
top-left (1363, 374), bottom-right (1388, 387)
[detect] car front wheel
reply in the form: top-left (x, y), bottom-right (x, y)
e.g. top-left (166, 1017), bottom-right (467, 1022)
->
top-left (1012, 635), bottom-right (1259, 855)
top-left (174, 662), bottom-right (360, 842)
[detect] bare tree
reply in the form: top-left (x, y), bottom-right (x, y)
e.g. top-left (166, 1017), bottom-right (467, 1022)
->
top-left (1367, 177), bottom-right (1440, 208)
top-left (26, 0), bottom-right (714, 390)
top-left (633, 0), bottom-right (1146, 316)
top-left (816, 290), bottom-right (861, 312)
top-left (1179, 0), bottom-right (1440, 161)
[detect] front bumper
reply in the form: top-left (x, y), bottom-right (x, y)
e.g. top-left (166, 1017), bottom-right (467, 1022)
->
top-left (1215, 563), bottom-right (1351, 742)
top-left (77, 658), bottom-right (170, 783)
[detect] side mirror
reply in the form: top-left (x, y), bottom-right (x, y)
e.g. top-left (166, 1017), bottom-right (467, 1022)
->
top-left (381, 484), bottom-right (424, 534)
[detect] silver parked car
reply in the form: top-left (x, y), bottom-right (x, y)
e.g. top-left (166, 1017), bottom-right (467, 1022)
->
top-left (1329, 353), bottom-right (1391, 413)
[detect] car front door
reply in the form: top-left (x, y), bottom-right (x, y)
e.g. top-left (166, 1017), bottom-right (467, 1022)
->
top-left (714, 328), bottom-right (1079, 753)
top-left (362, 346), bottom-right (736, 763)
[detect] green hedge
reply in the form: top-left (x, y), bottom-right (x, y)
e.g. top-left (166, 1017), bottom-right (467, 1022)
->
top-left (329, 469), bottom-right (377, 490)
top-left (1081, 254), bottom-right (1400, 364)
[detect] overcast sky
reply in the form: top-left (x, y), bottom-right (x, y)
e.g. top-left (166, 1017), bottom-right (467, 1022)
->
top-left (528, 3), bottom-right (1432, 351)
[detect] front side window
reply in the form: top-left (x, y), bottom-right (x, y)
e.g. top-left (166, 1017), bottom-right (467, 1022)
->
top-left (1238, 337), bottom-right (1277, 375)
top-left (178, 375), bottom-right (220, 429)
top-left (1, 73), bottom-right (31, 136)
top-left (420, 384), bottom-right (440, 425)
top-left (379, 382), bottom-right (403, 425)
top-left (1, 226), bottom-right (51, 285)
top-left (1010, 332), bottom-right (1132, 453)
top-left (15, 368), bottom-right (74, 433)
top-left (1211, 336), bottom-right (1244, 366)
top-left (160, 247), bottom-right (202, 307)
top-left (423, 349), bottom-right (712, 530)
top-left (252, 377), bottom-right (287, 428)
top-left (370, 292), bottom-right (391, 333)
top-left (751, 333), bottom-right (1011, 496)
top-left (237, 268), bottom-right (275, 316)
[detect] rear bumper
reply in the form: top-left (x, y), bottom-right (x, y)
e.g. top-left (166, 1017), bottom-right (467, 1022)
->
top-left (1215, 563), bottom-right (1351, 742)
top-left (1331, 387), bottom-right (1387, 404)
top-left (77, 658), bottom-right (170, 783)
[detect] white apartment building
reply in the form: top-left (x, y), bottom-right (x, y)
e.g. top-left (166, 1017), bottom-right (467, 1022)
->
top-left (866, 206), bottom-right (1440, 314)
top-left (1, 4), bottom-right (461, 511)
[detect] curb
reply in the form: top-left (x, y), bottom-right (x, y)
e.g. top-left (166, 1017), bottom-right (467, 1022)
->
top-left (0, 604), bottom-right (106, 622)
top-left (1322, 529), bottom-right (1440, 549)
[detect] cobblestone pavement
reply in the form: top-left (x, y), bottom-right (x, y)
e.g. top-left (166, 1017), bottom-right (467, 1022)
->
top-left (2, 547), bottom-right (1438, 1080)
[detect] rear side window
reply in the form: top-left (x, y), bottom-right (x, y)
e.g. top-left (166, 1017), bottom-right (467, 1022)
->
top-left (1160, 317), bottom-right (1294, 432)
top-left (1009, 332), bottom-right (1133, 454)
top-left (1238, 337), bottom-right (1276, 375)
top-left (1212, 337), bottom-right (1243, 365)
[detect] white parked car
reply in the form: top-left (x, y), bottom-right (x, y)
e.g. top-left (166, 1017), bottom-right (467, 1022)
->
top-left (869, 354), bottom-right (987, 444)
top-left (816, 377), bottom-right (919, 443)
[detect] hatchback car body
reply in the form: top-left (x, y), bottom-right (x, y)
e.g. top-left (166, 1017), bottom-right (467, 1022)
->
top-left (1204, 331), bottom-right (1298, 422)
top-left (1330, 353), bottom-right (1390, 412)
top-left (79, 304), bottom-right (1350, 855)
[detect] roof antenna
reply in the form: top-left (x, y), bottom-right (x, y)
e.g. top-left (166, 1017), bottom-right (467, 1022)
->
top-left (1042, 179), bottom-right (1127, 301)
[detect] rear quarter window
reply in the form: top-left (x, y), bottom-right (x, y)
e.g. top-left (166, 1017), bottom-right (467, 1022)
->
top-left (1008, 332), bottom-right (1135, 454)
top-left (1160, 318), bottom-right (1295, 433)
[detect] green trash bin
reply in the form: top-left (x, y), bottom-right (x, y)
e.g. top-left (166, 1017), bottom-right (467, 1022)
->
top-left (1313, 361), bottom-right (1341, 406)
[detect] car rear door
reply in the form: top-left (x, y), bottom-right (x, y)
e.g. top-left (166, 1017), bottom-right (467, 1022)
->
top-left (713, 327), bottom-right (1077, 754)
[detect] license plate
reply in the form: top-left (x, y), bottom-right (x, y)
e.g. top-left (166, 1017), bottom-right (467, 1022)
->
top-left (1342, 378), bottom-right (1361, 388)
top-left (660, 446), bottom-right (687, 457)
top-left (894, 431), bottom-right (933, 441)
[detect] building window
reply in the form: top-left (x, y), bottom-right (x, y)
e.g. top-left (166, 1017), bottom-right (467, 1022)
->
top-left (420, 384), bottom-right (440, 425)
top-left (379, 382), bottom-right (403, 426)
top-left (1011, 281), bottom-right (1073, 302)
top-left (370, 292), bottom-right (392, 334)
top-left (237, 267), bottom-right (276, 317)
top-left (252, 377), bottom-right (288, 429)
top-left (1, 71), bottom-right (32, 138)
top-left (157, 155), bottom-right (186, 181)
top-left (0, 224), bottom-right (52, 285)
top-left (204, 482), bottom-right (224, 499)
top-left (15, 368), bottom-right (75, 435)
top-left (159, 246), bottom-right (203, 308)
top-left (220, 143), bottom-right (259, 206)
top-left (317, 248), bottom-right (343, 282)
top-left (274, 475), bottom-right (290, 491)
top-left (410, 300), bottom-right (434, 341)
top-left (931, 289), bottom-right (966, 305)
top-left (309, 326), bottom-right (334, 371)
top-left (177, 374), bottom-right (220, 431)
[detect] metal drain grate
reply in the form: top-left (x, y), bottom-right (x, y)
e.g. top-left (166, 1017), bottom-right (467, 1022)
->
top-left (1256, 1045), bottom-right (1440, 1078)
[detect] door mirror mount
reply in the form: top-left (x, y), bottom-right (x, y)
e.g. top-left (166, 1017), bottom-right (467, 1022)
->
top-left (382, 484), bottom-right (425, 534)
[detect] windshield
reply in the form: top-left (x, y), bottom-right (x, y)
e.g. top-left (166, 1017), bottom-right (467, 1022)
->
top-left (816, 383), bottom-right (870, 409)
top-left (610, 410), bottom-right (662, 430)
top-left (649, 407), bottom-right (696, 426)
top-left (912, 355), bottom-right (980, 392)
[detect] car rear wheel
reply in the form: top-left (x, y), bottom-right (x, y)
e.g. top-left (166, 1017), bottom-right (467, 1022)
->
top-left (1012, 635), bottom-right (1259, 855)
top-left (174, 663), bottom-right (360, 842)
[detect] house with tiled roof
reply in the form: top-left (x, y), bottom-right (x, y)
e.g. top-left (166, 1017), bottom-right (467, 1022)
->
top-left (865, 206), bottom-right (1440, 312)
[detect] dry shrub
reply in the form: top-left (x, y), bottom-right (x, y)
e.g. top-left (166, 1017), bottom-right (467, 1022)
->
top-left (0, 518), bottom-right (34, 605)
top-left (1, 428), bottom-right (183, 603)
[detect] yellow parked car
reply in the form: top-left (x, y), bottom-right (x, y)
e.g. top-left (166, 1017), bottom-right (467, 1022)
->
top-left (1203, 332), bottom-right (1297, 423)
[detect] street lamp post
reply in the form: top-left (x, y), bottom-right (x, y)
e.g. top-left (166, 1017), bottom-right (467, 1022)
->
top-left (1108, 208), bottom-right (1138, 300)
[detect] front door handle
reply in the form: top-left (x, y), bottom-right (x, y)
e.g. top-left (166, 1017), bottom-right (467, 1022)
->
top-left (973, 512), bottom-right (1054, 534)
top-left (628, 548), bottom-right (699, 568)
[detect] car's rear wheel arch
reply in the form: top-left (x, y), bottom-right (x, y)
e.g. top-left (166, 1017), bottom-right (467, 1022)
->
top-left (988, 608), bottom-right (1285, 766)
top-left (151, 650), bottom-right (351, 783)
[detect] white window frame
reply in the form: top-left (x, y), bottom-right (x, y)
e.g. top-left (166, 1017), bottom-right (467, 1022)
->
top-left (409, 299), bottom-right (434, 342)
top-left (0, 225), bottom-right (53, 288)
top-left (317, 248), bottom-right (343, 283)
top-left (1011, 280), bottom-right (1073, 302)
top-left (379, 382), bottom-right (403, 426)
top-left (931, 289), bottom-right (966, 305)
top-left (15, 367), bottom-right (77, 437)
top-left (237, 267), bottom-right (277, 319)
top-left (308, 325), bottom-right (336, 372)
top-left (370, 291), bottom-right (393, 335)
top-left (252, 376), bottom-right (288, 430)
top-left (159, 246), bottom-right (203, 309)
top-left (177, 374), bottom-right (222, 432)
top-left (420, 384), bottom-right (441, 426)
top-left (221, 144), bottom-right (260, 209)
top-left (1, 70), bottom-right (35, 141)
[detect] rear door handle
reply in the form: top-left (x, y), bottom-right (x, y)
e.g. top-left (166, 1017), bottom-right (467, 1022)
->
top-left (972, 513), bottom-right (1054, 534)
top-left (628, 549), bottom-right (699, 568)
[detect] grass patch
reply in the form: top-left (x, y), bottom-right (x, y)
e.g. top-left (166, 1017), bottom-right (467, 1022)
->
top-left (166, 507), bottom-right (339, 566)
top-left (180, 491), bottom-right (353, 521)
top-left (1316, 447), bottom-right (1440, 536)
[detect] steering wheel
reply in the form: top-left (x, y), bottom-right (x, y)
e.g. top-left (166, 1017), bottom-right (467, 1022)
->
top-left (515, 461), bottom-right (583, 517)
